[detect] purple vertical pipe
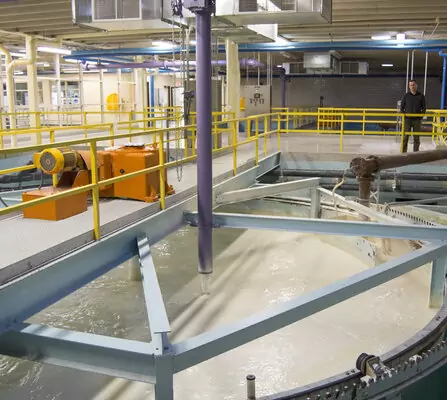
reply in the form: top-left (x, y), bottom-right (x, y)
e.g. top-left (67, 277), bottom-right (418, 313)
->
top-left (196, 10), bottom-right (213, 274)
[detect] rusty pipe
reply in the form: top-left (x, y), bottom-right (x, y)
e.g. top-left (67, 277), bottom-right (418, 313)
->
top-left (350, 148), bottom-right (447, 206)
top-left (350, 149), bottom-right (447, 178)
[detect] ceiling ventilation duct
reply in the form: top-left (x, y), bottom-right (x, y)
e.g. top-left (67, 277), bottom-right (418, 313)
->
top-left (72, 0), bottom-right (330, 40)
top-left (72, 0), bottom-right (278, 42)
top-left (217, 0), bottom-right (332, 25)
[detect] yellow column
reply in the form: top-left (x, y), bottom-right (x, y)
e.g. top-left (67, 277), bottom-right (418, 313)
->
top-left (225, 40), bottom-right (240, 144)
top-left (26, 36), bottom-right (40, 140)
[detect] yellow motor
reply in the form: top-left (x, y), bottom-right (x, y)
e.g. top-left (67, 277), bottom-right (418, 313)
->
top-left (34, 148), bottom-right (83, 175)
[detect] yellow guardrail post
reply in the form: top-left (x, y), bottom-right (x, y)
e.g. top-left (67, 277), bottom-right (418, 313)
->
top-left (255, 117), bottom-right (259, 165)
top-left (158, 131), bottom-right (166, 209)
top-left (0, 131), bottom-right (3, 150)
top-left (49, 130), bottom-right (58, 187)
top-left (277, 113), bottom-right (281, 149)
top-left (400, 114), bottom-right (405, 153)
top-left (362, 110), bottom-right (366, 135)
top-left (264, 115), bottom-right (268, 156)
top-left (232, 119), bottom-right (237, 175)
top-left (109, 123), bottom-right (115, 147)
top-left (340, 113), bottom-right (344, 153)
top-left (36, 112), bottom-right (42, 145)
top-left (90, 141), bottom-right (101, 240)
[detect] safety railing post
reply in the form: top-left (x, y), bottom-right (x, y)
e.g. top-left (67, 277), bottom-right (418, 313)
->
top-left (255, 117), bottom-right (259, 165)
top-left (232, 119), bottom-right (237, 175)
top-left (90, 141), bottom-right (101, 240)
top-left (264, 115), bottom-right (268, 156)
top-left (277, 113), bottom-right (281, 150)
top-left (339, 113), bottom-right (345, 152)
top-left (400, 114), bottom-right (406, 153)
top-left (158, 131), bottom-right (166, 209)
top-left (362, 110), bottom-right (366, 135)
top-left (49, 130), bottom-right (58, 187)
top-left (109, 123), bottom-right (115, 147)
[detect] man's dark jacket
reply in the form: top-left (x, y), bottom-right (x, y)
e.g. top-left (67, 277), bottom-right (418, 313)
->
top-left (400, 91), bottom-right (426, 118)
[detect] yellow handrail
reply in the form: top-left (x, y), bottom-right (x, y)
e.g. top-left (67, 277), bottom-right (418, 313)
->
top-left (0, 113), bottom-right (281, 241)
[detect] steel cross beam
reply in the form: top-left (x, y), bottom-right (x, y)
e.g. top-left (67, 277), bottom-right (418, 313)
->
top-left (216, 178), bottom-right (320, 205)
top-left (137, 236), bottom-right (171, 336)
top-left (172, 242), bottom-right (447, 372)
top-left (183, 212), bottom-right (447, 241)
top-left (0, 323), bottom-right (156, 383)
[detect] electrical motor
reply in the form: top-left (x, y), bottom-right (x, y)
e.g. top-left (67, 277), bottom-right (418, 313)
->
top-left (33, 148), bottom-right (84, 175)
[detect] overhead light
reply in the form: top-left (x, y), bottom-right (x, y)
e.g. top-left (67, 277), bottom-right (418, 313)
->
top-left (37, 46), bottom-right (72, 55)
top-left (276, 64), bottom-right (283, 67)
top-left (371, 35), bottom-right (392, 41)
top-left (13, 71), bottom-right (24, 75)
top-left (152, 41), bottom-right (174, 48)
top-left (382, 63), bottom-right (394, 67)
top-left (189, 40), bottom-right (196, 45)
top-left (65, 58), bottom-right (80, 63)
top-left (10, 52), bottom-right (26, 58)
top-left (396, 33), bottom-right (406, 42)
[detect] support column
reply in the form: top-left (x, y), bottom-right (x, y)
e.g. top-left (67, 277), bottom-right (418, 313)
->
top-left (55, 53), bottom-right (62, 125)
top-left (190, 4), bottom-right (214, 282)
top-left (225, 39), bottom-right (240, 132)
top-left (126, 256), bottom-right (142, 281)
top-left (134, 56), bottom-right (148, 137)
top-left (310, 187), bottom-right (321, 219)
top-left (279, 67), bottom-right (287, 131)
top-left (429, 256), bottom-right (447, 308)
top-left (26, 36), bottom-right (39, 131)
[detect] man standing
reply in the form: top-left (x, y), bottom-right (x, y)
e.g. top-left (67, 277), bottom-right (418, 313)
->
top-left (400, 80), bottom-right (427, 152)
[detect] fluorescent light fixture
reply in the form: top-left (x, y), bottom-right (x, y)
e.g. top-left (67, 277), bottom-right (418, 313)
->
top-left (276, 64), bottom-right (283, 67)
top-left (189, 40), bottom-right (196, 45)
top-left (371, 35), bottom-right (391, 41)
top-left (37, 46), bottom-right (72, 55)
top-left (382, 63), bottom-right (394, 67)
top-left (13, 71), bottom-right (24, 75)
top-left (396, 33), bottom-right (406, 42)
top-left (152, 41), bottom-right (174, 48)
top-left (10, 52), bottom-right (26, 58)
top-left (65, 58), bottom-right (80, 63)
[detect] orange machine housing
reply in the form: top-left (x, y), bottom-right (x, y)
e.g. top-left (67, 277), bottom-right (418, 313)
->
top-left (22, 144), bottom-right (175, 221)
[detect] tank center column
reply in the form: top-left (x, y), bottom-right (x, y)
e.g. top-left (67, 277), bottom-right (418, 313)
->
top-left (183, 0), bottom-right (215, 290)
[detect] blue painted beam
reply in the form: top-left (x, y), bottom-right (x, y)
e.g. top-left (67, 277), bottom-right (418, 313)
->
top-left (183, 212), bottom-right (447, 241)
top-left (69, 39), bottom-right (447, 59)
top-left (172, 242), bottom-right (447, 372)
top-left (0, 323), bottom-right (156, 383)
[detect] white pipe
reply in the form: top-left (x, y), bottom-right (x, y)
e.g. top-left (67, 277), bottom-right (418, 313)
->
top-left (424, 52), bottom-right (429, 95)
top-left (406, 51), bottom-right (410, 90)
top-left (411, 50), bottom-right (415, 80)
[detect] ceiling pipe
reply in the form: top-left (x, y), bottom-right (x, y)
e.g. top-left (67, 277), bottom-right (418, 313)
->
top-left (69, 39), bottom-right (447, 58)
top-left (84, 58), bottom-right (264, 69)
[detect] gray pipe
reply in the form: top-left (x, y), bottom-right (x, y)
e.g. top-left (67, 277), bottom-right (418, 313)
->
top-left (87, 58), bottom-right (264, 70)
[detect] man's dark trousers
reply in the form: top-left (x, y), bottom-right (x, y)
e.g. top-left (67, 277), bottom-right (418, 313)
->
top-left (403, 118), bottom-right (421, 153)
